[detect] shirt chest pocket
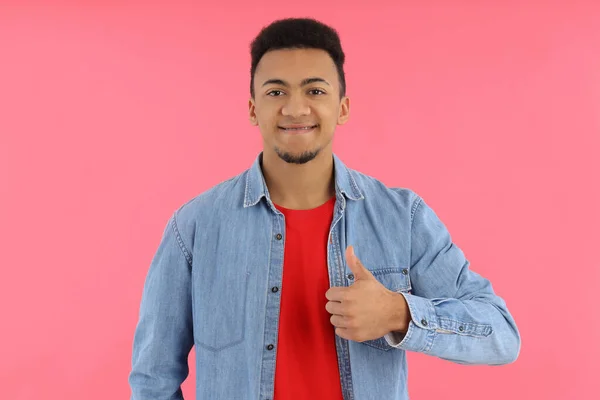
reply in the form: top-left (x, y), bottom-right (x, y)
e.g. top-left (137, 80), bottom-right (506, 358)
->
top-left (359, 267), bottom-right (411, 352)
top-left (192, 266), bottom-right (251, 352)
top-left (369, 267), bottom-right (411, 292)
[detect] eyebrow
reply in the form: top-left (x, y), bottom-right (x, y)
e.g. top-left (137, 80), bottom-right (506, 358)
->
top-left (261, 77), bottom-right (331, 87)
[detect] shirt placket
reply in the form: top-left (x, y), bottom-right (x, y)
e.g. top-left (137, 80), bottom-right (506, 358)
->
top-left (260, 209), bottom-right (286, 400)
top-left (327, 198), bottom-right (355, 400)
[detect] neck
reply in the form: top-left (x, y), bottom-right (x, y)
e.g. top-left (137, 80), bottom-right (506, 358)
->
top-left (261, 149), bottom-right (335, 210)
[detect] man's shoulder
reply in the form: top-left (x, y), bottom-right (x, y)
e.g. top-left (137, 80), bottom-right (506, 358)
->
top-left (172, 168), bottom-right (249, 226)
top-left (348, 167), bottom-right (421, 212)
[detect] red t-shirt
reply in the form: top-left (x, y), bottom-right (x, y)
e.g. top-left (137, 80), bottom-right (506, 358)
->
top-left (273, 196), bottom-right (343, 400)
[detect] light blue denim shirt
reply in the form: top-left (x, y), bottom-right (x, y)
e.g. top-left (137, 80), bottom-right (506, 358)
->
top-left (129, 152), bottom-right (521, 400)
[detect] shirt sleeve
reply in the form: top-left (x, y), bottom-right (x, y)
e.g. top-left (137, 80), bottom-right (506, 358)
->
top-left (128, 211), bottom-right (194, 399)
top-left (383, 194), bottom-right (521, 365)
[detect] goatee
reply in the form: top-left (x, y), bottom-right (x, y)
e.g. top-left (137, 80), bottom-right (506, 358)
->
top-left (274, 147), bottom-right (321, 165)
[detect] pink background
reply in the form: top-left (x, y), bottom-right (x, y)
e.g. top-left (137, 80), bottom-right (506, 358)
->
top-left (1, 1), bottom-right (599, 399)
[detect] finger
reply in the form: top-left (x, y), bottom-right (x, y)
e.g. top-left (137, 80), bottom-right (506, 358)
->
top-left (345, 245), bottom-right (373, 281)
top-left (325, 287), bottom-right (348, 301)
top-left (335, 327), bottom-right (350, 340)
top-left (330, 314), bottom-right (348, 328)
top-left (325, 301), bottom-right (344, 315)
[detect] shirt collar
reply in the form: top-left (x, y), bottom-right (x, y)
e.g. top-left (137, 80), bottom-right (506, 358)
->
top-left (243, 152), bottom-right (364, 208)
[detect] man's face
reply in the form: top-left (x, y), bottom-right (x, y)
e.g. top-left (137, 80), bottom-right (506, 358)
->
top-left (249, 48), bottom-right (350, 164)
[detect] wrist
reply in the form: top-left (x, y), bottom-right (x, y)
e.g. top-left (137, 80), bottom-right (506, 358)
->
top-left (388, 291), bottom-right (411, 334)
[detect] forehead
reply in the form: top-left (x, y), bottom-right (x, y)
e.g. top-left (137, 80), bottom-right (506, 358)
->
top-left (255, 48), bottom-right (338, 83)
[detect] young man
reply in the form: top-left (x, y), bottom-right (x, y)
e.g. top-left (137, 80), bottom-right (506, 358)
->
top-left (129, 18), bottom-right (520, 400)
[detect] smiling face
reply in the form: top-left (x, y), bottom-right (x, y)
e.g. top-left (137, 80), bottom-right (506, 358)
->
top-left (249, 48), bottom-right (350, 164)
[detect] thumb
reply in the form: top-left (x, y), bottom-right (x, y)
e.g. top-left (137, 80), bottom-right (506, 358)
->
top-left (346, 246), bottom-right (373, 281)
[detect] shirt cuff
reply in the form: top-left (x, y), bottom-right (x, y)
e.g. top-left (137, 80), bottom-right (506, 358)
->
top-left (383, 292), bottom-right (438, 352)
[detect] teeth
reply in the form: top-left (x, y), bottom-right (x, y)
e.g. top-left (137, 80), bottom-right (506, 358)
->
top-left (283, 126), bottom-right (314, 130)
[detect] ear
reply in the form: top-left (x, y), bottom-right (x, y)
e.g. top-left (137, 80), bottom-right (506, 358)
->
top-left (337, 96), bottom-right (350, 125)
top-left (249, 98), bottom-right (258, 126)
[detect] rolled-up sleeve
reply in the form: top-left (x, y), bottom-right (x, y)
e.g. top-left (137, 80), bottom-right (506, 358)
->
top-left (383, 195), bottom-right (521, 365)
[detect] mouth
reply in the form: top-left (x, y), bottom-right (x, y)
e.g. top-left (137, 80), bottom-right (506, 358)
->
top-left (278, 124), bottom-right (319, 133)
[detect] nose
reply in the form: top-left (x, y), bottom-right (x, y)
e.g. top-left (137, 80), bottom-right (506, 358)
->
top-left (281, 94), bottom-right (311, 118)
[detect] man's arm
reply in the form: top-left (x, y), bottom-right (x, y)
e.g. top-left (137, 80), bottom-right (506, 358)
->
top-left (128, 211), bottom-right (194, 399)
top-left (384, 194), bottom-right (521, 365)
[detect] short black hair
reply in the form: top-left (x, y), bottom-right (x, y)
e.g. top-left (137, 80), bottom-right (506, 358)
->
top-left (249, 18), bottom-right (346, 99)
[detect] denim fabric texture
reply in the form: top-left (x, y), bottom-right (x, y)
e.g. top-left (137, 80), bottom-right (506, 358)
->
top-left (129, 152), bottom-right (521, 400)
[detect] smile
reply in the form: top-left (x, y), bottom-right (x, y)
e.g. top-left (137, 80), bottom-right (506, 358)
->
top-left (278, 125), bottom-right (318, 132)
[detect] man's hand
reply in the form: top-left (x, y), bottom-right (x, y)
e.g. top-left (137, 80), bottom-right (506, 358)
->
top-left (325, 246), bottom-right (411, 342)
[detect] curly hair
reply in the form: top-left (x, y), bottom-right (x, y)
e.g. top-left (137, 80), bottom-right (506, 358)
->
top-left (249, 18), bottom-right (346, 99)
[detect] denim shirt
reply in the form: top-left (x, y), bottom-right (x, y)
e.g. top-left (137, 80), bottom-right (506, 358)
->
top-left (129, 152), bottom-right (521, 400)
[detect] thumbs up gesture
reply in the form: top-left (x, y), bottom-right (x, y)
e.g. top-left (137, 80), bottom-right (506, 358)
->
top-left (325, 246), bottom-right (411, 342)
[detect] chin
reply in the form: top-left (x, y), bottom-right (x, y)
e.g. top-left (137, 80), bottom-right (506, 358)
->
top-left (274, 147), bottom-right (321, 165)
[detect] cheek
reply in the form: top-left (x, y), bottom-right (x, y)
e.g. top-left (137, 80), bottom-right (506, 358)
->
top-left (318, 111), bottom-right (339, 129)
top-left (256, 106), bottom-right (279, 125)
top-left (317, 103), bottom-right (340, 122)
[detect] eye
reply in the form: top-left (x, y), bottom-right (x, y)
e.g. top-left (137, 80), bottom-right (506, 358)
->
top-left (267, 90), bottom-right (284, 97)
top-left (309, 89), bottom-right (326, 95)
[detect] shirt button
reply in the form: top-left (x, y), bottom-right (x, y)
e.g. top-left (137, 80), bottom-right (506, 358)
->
top-left (266, 344), bottom-right (274, 351)
top-left (275, 233), bottom-right (282, 240)
top-left (402, 268), bottom-right (409, 275)
top-left (458, 326), bottom-right (464, 332)
top-left (421, 319), bottom-right (428, 327)
top-left (347, 273), bottom-right (354, 280)
top-left (271, 286), bottom-right (279, 293)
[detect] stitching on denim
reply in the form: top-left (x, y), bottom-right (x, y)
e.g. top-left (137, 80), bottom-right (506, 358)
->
top-left (438, 317), bottom-right (493, 336)
top-left (424, 329), bottom-right (437, 352)
top-left (244, 170), bottom-right (251, 207)
top-left (371, 267), bottom-right (405, 276)
top-left (195, 273), bottom-right (250, 352)
top-left (171, 212), bottom-right (192, 267)
top-left (347, 169), bottom-right (364, 200)
top-left (410, 195), bottom-right (423, 225)
top-left (331, 229), bottom-right (343, 287)
top-left (196, 336), bottom-right (245, 352)
top-left (368, 268), bottom-right (411, 293)
top-left (255, 210), bottom-right (275, 396)
top-left (403, 296), bottom-right (429, 353)
top-left (397, 318), bottom-right (414, 350)
top-left (363, 336), bottom-right (393, 352)
top-left (331, 216), bottom-right (355, 397)
top-left (406, 299), bottom-right (439, 332)
top-left (409, 196), bottom-right (422, 269)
